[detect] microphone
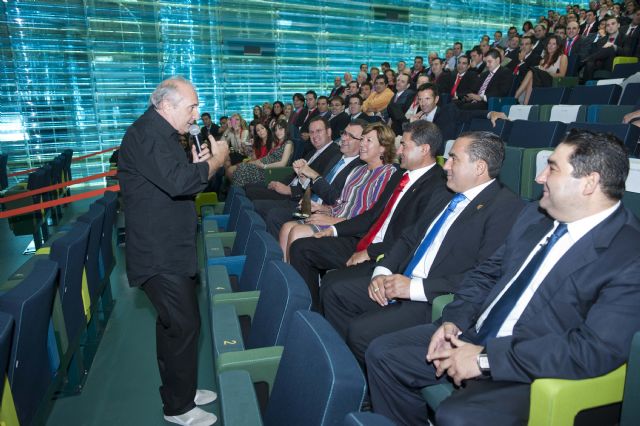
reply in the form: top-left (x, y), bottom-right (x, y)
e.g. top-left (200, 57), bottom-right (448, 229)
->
top-left (189, 124), bottom-right (203, 154)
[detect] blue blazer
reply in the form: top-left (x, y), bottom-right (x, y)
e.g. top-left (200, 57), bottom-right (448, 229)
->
top-left (443, 202), bottom-right (640, 383)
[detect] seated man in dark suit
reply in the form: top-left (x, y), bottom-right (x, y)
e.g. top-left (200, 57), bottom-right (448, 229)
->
top-left (564, 21), bottom-right (595, 76)
top-left (321, 131), bottom-right (525, 364)
top-left (410, 83), bottom-right (457, 145)
top-left (446, 55), bottom-right (479, 102)
top-left (454, 49), bottom-right (514, 110)
top-left (348, 95), bottom-right (381, 123)
top-left (507, 36), bottom-right (541, 77)
top-left (366, 130), bottom-right (640, 426)
top-left (620, 10), bottom-right (640, 57)
top-left (387, 73), bottom-right (416, 136)
top-left (261, 120), bottom-right (366, 237)
top-left (245, 116), bottom-right (340, 202)
top-left (328, 96), bottom-right (350, 139)
top-left (582, 16), bottom-right (626, 81)
top-left (289, 120), bottom-right (450, 310)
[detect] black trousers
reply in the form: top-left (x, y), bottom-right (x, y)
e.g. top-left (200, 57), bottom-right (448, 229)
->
top-left (252, 199), bottom-right (298, 237)
top-left (142, 274), bottom-right (200, 416)
top-left (321, 265), bottom-right (432, 365)
top-left (288, 235), bottom-right (358, 310)
top-left (366, 324), bottom-right (530, 426)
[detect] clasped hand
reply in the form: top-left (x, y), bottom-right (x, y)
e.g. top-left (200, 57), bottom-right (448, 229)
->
top-left (367, 274), bottom-right (410, 306)
top-left (426, 322), bottom-right (483, 386)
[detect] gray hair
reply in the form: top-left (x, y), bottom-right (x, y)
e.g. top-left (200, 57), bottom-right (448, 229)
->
top-left (149, 76), bottom-right (194, 108)
top-left (459, 131), bottom-right (505, 178)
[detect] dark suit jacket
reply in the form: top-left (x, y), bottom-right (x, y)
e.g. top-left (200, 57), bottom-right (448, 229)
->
top-left (334, 164), bottom-right (449, 259)
top-left (289, 143), bottom-right (341, 199)
top-left (329, 111), bottom-right (350, 138)
top-left (480, 66), bottom-right (515, 98)
top-left (295, 107), bottom-right (320, 134)
top-left (387, 89), bottom-right (417, 135)
top-left (432, 105), bottom-right (458, 144)
top-left (581, 19), bottom-right (599, 36)
top-left (445, 72), bottom-right (480, 99)
top-left (443, 203), bottom-right (640, 383)
top-left (309, 157), bottom-right (365, 205)
top-left (620, 26), bottom-right (639, 57)
top-left (507, 51), bottom-right (541, 76)
top-left (565, 35), bottom-right (593, 62)
top-left (380, 181), bottom-right (524, 302)
top-left (350, 112), bottom-right (381, 123)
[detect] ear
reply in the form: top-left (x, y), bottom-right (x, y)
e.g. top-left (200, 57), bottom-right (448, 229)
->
top-left (582, 171), bottom-right (601, 196)
top-left (476, 159), bottom-right (488, 177)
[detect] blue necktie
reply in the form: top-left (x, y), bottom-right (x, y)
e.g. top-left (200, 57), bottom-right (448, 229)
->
top-left (403, 193), bottom-right (467, 277)
top-left (474, 223), bottom-right (568, 345)
top-left (311, 158), bottom-right (344, 202)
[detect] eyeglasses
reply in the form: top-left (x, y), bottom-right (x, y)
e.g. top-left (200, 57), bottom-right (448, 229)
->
top-left (340, 130), bottom-right (363, 141)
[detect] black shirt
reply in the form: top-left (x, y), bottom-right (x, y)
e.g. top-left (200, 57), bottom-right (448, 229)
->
top-left (118, 106), bottom-right (210, 286)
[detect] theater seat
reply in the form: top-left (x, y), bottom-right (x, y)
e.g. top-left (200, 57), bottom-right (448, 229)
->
top-left (218, 311), bottom-right (366, 425)
top-left (214, 260), bottom-right (311, 390)
top-left (587, 105), bottom-right (636, 124)
top-left (567, 85), bottom-right (622, 105)
top-left (507, 120), bottom-right (566, 149)
top-left (529, 87), bottom-right (568, 105)
top-left (566, 123), bottom-right (640, 156)
top-left (344, 412), bottom-right (396, 425)
top-left (501, 105), bottom-right (540, 121)
top-left (619, 83), bottom-right (640, 106)
top-left (202, 192), bottom-right (253, 233)
top-left (201, 185), bottom-right (245, 217)
top-left (467, 118), bottom-right (512, 140)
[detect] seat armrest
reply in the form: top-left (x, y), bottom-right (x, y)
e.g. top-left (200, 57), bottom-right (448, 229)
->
top-left (219, 370), bottom-right (263, 426)
top-left (216, 346), bottom-right (284, 396)
top-left (212, 303), bottom-right (245, 357)
top-left (207, 265), bottom-right (232, 297)
top-left (207, 255), bottom-right (247, 278)
top-left (203, 213), bottom-right (229, 230)
top-left (213, 291), bottom-right (260, 318)
top-left (204, 234), bottom-right (225, 259)
top-left (528, 365), bottom-right (626, 426)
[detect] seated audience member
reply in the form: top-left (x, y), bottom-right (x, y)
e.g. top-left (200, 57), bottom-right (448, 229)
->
top-left (262, 121), bottom-right (366, 238)
top-left (492, 30), bottom-right (508, 48)
top-left (448, 55), bottom-right (480, 101)
top-left (387, 73), bottom-right (417, 135)
top-left (468, 46), bottom-right (485, 74)
top-left (582, 16), bottom-right (626, 81)
top-left (249, 105), bottom-right (262, 136)
top-left (370, 67), bottom-right (381, 83)
top-left (270, 101), bottom-right (284, 129)
top-left (200, 112), bottom-right (219, 140)
top-left (231, 119), bottom-right (294, 187)
top-left (343, 72), bottom-right (353, 85)
top-left (348, 95), bottom-right (380, 123)
top-left (444, 48), bottom-right (456, 71)
top-left (244, 116), bottom-right (340, 202)
top-left (410, 83), bottom-right (457, 144)
top-left (502, 35), bottom-right (520, 66)
top-left (322, 131), bottom-right (524, 364)
top-left (222, 113), bottom-right (251, 166)
top-left (330, 76), bottom-right (344, 98)
top-left (359, 81), bottom-right (373, 101)
top-left (279, 123), bottom-right (397, 259)
top-left (317, 96), bottom-right (330, 119)
top-left (366, 130), bottom-right (640, 426)
top-left (424, 52), bottom-right (440, 78)
top-left (289, 93), bottom-right (305, 126)
top-left (531, 23), bottom-right (549, 56)
top-left (357, 71), bottom-right (368, 86)
top-left (385, 69), bottom-right (396, 91)
top-left (251, 123), bottom-right (273, 160)
top-left (404, 75), bottom-right (431, 121)
top-left (289, 120), bottom-right (450, 310)
top-left (410, 56), bottom-right (426, 87)
top-left (563, 21), bottom-right (595, 73)
top-left (397, 60), bottom-right (407, 75)
top-left (428, 57), bottom-right (450, 90)
top-left (620, 9), bottom-right (640, 57)
top-left (454, 49), bottom-right (514, 110)
top-left (328, 96), bottom-right (350, 138)
top-left (514, 35), bottom-right (568, 104)
top-left (261, 102), bottom-right (273, 127)
top-left (217, 115), bottom-right (228, 138)
top-left (344, 80), bottom-right (360, 104)
top-left (296, 90), bottom-right (319, 143)
top-left (508, 36), bottom-right (541, 77)
top-left (362, 75), bottom-right (395, 115)
top-left (554, 24), bottom-right (567, 40)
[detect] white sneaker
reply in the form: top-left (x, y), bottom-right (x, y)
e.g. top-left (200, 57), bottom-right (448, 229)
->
top-left (194, 389), bottom-right (217, 405)
top-left (164, 407), bottom-right (217, 426)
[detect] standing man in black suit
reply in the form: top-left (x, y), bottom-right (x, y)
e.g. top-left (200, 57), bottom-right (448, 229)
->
top-left (321, 132), bottom-right (525, 364)
top-left (366, 130), bottom-right (640, 425)
top-left (119, 77), bottom-right (228, 426)
top-left (245, 116), bottom-right (340, 202)
top-left (387, 73), bottom-right (416, 135)
top-left (261, 120), bottom-right (366, 237)
top-left (454, 49), bottom-right (513, 111)
top-left (289, 120), bottom-right (450, 310)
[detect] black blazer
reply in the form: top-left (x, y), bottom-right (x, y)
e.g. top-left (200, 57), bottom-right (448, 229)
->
top-left (446, 72), bottom-right (480, 99)
top-left (309, 157), bottom-right (365, 205)
top-left (443, 203), bottom-right (640, 383)
top-left (620, 27), bottom-right (639, 57)
top-left (295, 107), bottom-right (320, 134)
top-left (387, 89), bottom-right (417, 135)
top-left (380, 181), bottom-right (525, 303)
top-left (289, 143), bottom-right (341, 199)
top-left (480, 66), bottom-right (515, 98)
top-left (334, 164), bottom-right (449, 259)
top-left (329, 111), bottom-right (351, 138)
top-left (432, 105), bottom-right (458, 144)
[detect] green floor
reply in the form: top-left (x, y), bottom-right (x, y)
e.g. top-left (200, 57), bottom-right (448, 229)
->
top-left (1, 197), bottom-right (219, 426)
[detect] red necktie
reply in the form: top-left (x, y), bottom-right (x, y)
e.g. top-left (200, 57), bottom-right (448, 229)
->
top-left (609, 36), bottom-right (615, 43)
top-left (356, 173), bottom-right (410, 251)
top-left (451, 74), bottom-right (462, 97)
top-left (513, 63), bottom-right (521, 75)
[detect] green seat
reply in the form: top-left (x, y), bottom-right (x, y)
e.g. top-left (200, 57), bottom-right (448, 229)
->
top-left (520, 148), bottom-right (552, 201)
top-left (538, 104), bottom-right (587, 122)
top-left (498, 146), bottom-right (523, 197)
top-left (551, 76), bottom-right (579, 88)
top-left (622, 158), bottom-right (640, 219)
top-left (587, 105), bottom-right (636, 124)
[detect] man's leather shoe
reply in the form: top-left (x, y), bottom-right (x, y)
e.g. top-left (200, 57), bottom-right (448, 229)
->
top-left (194, 389), bottom-right (217, 405)
top-left (164, 407), bottom-right (217, 426)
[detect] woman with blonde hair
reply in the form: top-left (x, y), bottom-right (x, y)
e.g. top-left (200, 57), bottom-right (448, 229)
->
top-left (279, 122), bottom-right (398, 261)
top-left (222, 113), bottom-right (251, 166)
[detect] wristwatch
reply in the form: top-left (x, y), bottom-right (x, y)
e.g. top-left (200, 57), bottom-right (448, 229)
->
top-left (476, 353), bottom-right (491, 376)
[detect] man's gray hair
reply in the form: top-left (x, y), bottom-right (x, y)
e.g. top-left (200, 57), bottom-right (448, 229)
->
top-left (149, 76), bottom-right (194, 108)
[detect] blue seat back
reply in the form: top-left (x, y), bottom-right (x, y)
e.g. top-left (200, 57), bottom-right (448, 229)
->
top-left (231, 208), bottom-right (266, 256)
top-left (567, 85), bottom-right (621, 105)
top-left (96, 191), bottom-right (118, 278)
top-left (344, 412), bottom-right (396, 425)
top-left (612, 63), bottom-right (640, 79)
top-left (529, 87), bottom-right (567, 105)
top-left (566, 123), bottom-right (640, 156)
top-left (619, 83), bottom-right (640, 106)
top-left (238, 230), bottom-right (283, 292)
top-left (49, 221), bottom-right (90, 345)
top-left (224, 186), bottom-right (246, 214)
top-left (77, 202), bottom-right (106, 303)
top-left (467, 118), bottom-right (513, 140)
top-left (264, 311), bottom-right (367, 426)
top-left (0, 259), bottom-right (58, 426)
top-left (587, 105), bottom-right (637, 124)
top-left (0, 312), bottom-right (13, 403)
top-left (507, 120), bottom-right (567, 148)
top-left (227, 195), bottom-right (253, 232)
top-left (247, 260), bottom-right (312, 349)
